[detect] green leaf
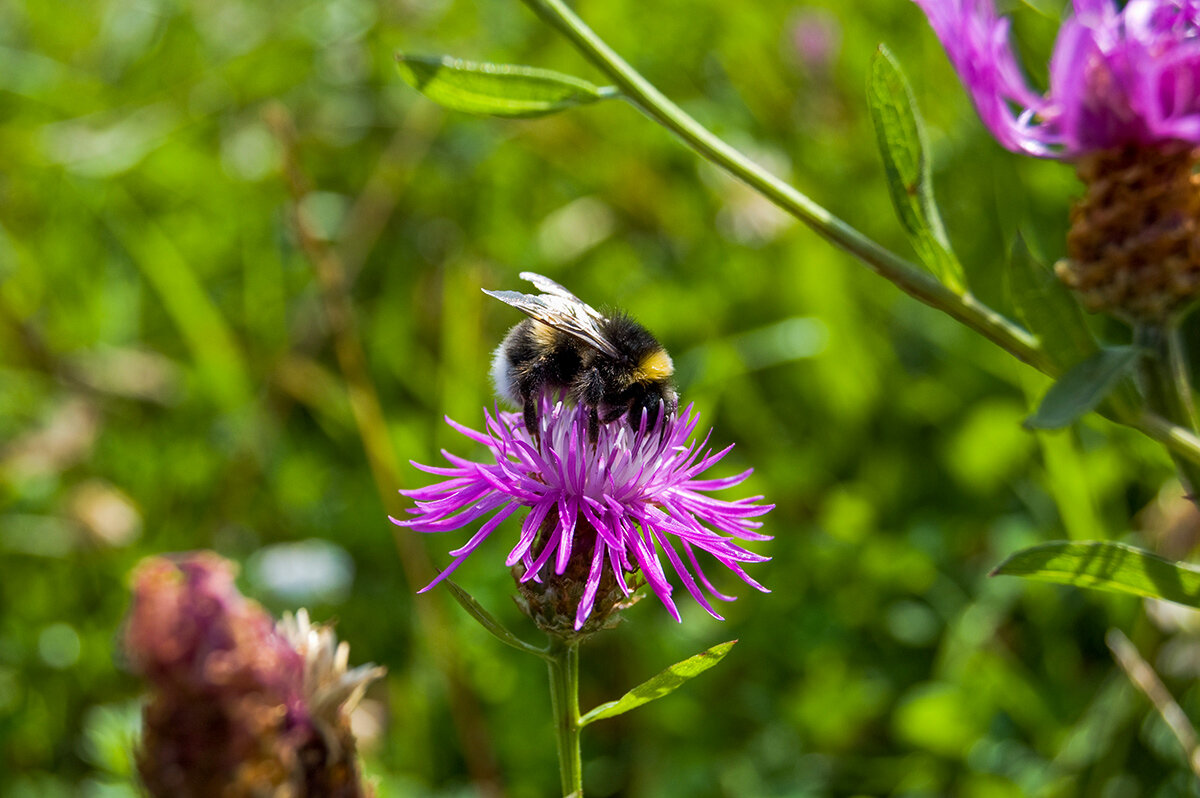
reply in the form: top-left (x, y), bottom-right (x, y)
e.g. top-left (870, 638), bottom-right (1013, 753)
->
top-left (867, 45), bottom-right (965, 293)
top-left (1007, 235), bottom-right (1098, 372)
top-left (579, 640), bottom-right (736, 726)
top-left (992, 541), bottom-right (1200, 608)
top-left (1024, 346), bottom-right (1140, 430)
top-left (443, 580), bottom-right (549, 660)
top-left (395, 54), bottom-right (617, 118)
top-left (1008, 237), bottom-right (1140, 420)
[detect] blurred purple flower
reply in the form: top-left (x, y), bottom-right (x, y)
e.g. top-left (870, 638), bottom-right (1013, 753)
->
top-left (913, 0), bottom-right (1200, 158)
top-left (394, 399), bottom-right (772, 630)
top-left (124, 552), bottom-right (382, 798)
top-left (790, 8), bottom-right (842, 74)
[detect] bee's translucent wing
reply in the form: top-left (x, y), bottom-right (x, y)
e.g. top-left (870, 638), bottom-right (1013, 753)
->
top-left (483, 285), bottom-right (621, 359)
top-left (518, 272), bottom-right (606, 322)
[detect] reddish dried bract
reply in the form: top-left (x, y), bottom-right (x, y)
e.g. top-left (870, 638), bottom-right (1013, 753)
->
top-left (1060, 146), bottom-right (1200, 319)
top-left (125, 552), bottom-right (378, 798)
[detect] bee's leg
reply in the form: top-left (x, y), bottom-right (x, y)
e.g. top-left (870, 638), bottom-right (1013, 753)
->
top-left (598, 404), bottom-right (627, 424)
top-left (514, 356), bottom-right (552, 440)
top-left (597, 406), bottom-right (643, 443)
top-left (523, 396), bottom-right (540, 441)
top-left (610, 392), bottom-right (659, 436)
top-left (575, 367), bottom-right (606, 443)
top-left (587, 407), bottom-right (600, 443)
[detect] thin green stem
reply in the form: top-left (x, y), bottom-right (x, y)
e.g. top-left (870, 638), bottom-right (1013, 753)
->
top-left (1107, 628), bottom-right (1200, 780)
top-left (546, 638), bottom-right (583, 797)
top-left (518, 0), bottom-right (1049, 374)
top-left (1135, 411), bottom-right (1200, 459)
top-left (516, 0), bottom-right (1200, 474)
top-left (1134, 322), bottom-right (1200, 498)
top-left (1166, 324), bottom-right (1200, 432)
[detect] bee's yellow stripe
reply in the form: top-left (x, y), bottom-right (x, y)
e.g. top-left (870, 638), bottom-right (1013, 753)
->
top-left (632, 349), bottom-right (674, 383)
top-left (531, 321), bottom-right (558, 348)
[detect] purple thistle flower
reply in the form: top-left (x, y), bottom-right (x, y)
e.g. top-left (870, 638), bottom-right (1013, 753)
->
top-left (393, 399), bottom-right (772, 631)
top-left (124, 552), bottom-right (383, 798)
top-left (791, 8), bottom-right (842, 75)
top-left (914, 0), bottom-right (1200, 158)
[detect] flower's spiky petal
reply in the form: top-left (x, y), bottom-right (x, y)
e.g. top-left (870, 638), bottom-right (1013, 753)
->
top-left (400, 397), bottom-right (771, 627)
top-left (683, 541), bottom-right (739, 603)
top-left (914, 0), bottom-right (1200, 157)
top-left (651, 526), bottom-right (724, 620)
top-left (448, 502), bottom-right (518, 557)
top-left (506, 500), bottom-right (553, 567)
top-left (575, 538), bottom-right (609, 630)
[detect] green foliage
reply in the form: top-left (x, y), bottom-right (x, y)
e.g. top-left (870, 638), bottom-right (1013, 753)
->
top-left (443, 580), bottom-right (548, 658)
top-left (579, 640), bottom-right (736, 725)
top-left (0, 0), bottom-right (1194, 795)
top-left (1025, 346), bottom-right (1140, 430)
top-left (1007, 235), bottom-right (1098, 372)
top-left (867, 45), bottom-right (965, 293)
top-left (993, 541), bottom-right (1200, 607)
top-left (396, 54), bottom-right (617, 118)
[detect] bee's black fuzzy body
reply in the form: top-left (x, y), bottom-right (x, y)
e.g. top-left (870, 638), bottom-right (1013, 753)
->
top-left (486, 274), bottom-right (678, 441)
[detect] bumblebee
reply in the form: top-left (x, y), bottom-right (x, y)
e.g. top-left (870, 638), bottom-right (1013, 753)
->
top-left (485, 272), bottom-right (678, 441)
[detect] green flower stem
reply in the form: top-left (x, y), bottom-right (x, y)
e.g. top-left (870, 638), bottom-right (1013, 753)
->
top-left (1134, 322), bottom-right (1200, 497)
top-left (1166, 323), bottom-right (1200, 432)
top-left (1138, 412), bottom-right (1200, 459)
top-left (516, 0), bottom-right (1200, 472)
top-left (547, 638), bottom-right (583, 796)
top-left (518, 0), bottom-right (1047, 373)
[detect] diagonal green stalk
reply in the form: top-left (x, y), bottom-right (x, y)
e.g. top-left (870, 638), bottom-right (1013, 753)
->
top-left (547, 638), bottom-right (584, 796)
top-left (1134, 321), bottom-right (1200, 499)
top-left (1165, 322), bottom-right (1200, 432)
top-left (1107, 628), bottom-right (1200, 780)
top-left (518, 0), bottom-right (1047, 372)
top-left (515, 0), bottom-right (1200, 472)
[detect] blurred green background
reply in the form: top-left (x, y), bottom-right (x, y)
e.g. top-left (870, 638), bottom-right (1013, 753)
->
top-left (4, 0), bottom-right (1200, 795)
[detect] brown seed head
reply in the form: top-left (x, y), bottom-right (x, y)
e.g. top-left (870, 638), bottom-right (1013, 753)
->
top-left (1059, 145), bottom-right (1200, 320)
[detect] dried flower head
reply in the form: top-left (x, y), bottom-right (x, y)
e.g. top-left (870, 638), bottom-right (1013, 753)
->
top-left (1058, 143), bottom-right (1200, 318)
top-left (393, 399), bottom-right (772, 633)
top-left (124, 552), bottom-right (383, 798)
top-left (277, 608), bottom-right (386, 756)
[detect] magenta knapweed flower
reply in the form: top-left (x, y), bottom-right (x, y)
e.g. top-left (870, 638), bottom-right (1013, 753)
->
top-left (914, 0), bottom-right (1200, 157)
top-left (393, 399), bottom-right (772, 630)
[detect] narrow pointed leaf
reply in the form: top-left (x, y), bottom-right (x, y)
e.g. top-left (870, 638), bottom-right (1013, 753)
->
top-left (1009, 237), bottom-right (1140, 418)
top-left (867, 45), bottom-right (965, 293)
top-left (1024, 346), bottom-right (1139, 430)
top-left (443, 580), bottom-right (549, 659)
top-left (579, 640), bottom-right (736, 726)
top-left (992, 541), bottom-right (1200, 608)
top-left (396, 54), bottom-right (617, 118)
top-left (1007, 235), bottom-right (1098, 371)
